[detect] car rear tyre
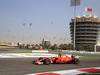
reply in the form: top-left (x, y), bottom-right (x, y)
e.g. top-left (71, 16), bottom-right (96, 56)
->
top-left (73, 59), bottom-right (79, 64)
top-left (44, 58), bottom-right (50, 65)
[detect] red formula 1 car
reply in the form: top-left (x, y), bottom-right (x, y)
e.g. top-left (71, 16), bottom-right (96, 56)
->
top-left (33, 54), bottom-right (79, 65)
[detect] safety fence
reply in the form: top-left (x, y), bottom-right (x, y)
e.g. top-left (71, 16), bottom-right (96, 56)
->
top-left (62, 50), bottom-right (100, 54)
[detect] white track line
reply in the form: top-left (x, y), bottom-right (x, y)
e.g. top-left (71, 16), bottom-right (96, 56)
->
top-left (27, 67), bottom-right (100, 75)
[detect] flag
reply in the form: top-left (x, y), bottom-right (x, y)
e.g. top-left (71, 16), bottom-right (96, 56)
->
top-left (85, 8), bottom-right (92, 12)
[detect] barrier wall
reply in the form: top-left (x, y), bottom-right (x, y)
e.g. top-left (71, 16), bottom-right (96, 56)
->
top-left (62, 50), bottom-right (100, 54)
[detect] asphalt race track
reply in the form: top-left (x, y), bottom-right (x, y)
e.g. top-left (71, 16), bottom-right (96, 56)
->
top-left (0, 57), bottom-right (100, 75)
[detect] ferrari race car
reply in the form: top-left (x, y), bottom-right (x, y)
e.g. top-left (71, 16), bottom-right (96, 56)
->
top-left (33, 54), bottom-right (79, 65)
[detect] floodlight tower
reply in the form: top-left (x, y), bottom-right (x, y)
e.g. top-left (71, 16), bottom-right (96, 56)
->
top-left (70, 0), bottom-right (80, 50)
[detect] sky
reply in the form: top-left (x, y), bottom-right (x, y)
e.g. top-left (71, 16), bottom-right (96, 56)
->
top-left (0, 0), bottom-right (100, 45)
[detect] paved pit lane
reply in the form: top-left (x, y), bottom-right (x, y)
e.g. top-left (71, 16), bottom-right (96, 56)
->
top-left (0, 57), bottom-right (100, 75)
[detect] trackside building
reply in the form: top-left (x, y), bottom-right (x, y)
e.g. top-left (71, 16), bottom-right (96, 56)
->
top-left (70, 14), bottom-right (100, 51)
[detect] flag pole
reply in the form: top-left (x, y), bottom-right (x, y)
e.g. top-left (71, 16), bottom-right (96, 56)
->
top-left (90, 12), bottom-right (91, 16)
top-left (84, 7), bottom-right (87, 16)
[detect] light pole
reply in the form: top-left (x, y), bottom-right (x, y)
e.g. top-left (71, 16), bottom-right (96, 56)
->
top-left (70, 0), bottom-right (80, 50)
top-left (64, 38), bottom-right (65, 44)
top-left (23, 23), bottom-right (26, 44)
top-left (29, 23), bottom-right (32, 45)
top-left (8, 30), bottom-right (10, 43)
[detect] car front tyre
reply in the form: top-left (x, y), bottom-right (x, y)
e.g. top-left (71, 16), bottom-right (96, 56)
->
top-left (44, 58), bottom-right (51, 65)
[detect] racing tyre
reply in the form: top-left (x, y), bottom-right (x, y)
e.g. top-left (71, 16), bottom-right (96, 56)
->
top-left (73, 58), bottom-right (79, 64)
top-left (33, 61), bottom-right (36, 64)
top-left (44, 58), bottom-right (51, 65)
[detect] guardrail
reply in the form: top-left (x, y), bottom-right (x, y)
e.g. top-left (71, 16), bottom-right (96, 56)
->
top-left (62, 50), bottom-right (100, 54)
